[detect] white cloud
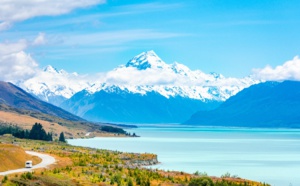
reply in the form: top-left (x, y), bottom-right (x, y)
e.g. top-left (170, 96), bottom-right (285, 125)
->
top-left (0, 21), bottom-right (11, 31)
top-left (0, 40), bottom-right (28, 55)
top-left (253, 56), bottom-right (300, 81)
top-left (100, 64), bottom-right (255, 88)
top-left (42, 29), bottom-right (183, 56)
top-left (0, 0), bottom-right (105, 30)
top-left (32, 32), bottom-right (46, 46)
top-left (0, 40), bottom-right (39, 82)
top-left (104, 67), bottom-right (178, 86)
top-left (84, 63), bottom-right (258, 101)
top-left (65, 29), bottom-right (183, 46)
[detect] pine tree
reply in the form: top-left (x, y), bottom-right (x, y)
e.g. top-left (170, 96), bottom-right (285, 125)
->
top-left (59, 132), bottom-right (66, 142)
top-left (29, 123), bottom-right (48, 140)
top-left (47, 132), bottom-right (53, 141)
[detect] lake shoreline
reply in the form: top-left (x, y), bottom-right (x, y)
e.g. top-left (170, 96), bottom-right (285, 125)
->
top-left (69, 126), bottom-right (300, 186)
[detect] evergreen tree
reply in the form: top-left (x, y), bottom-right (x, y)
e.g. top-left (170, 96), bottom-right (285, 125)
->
top-left (47, 132), bottom-right (53, 141)
top-left (59, 132), bottom-right (66, 142)
top-left (29, 123), bottom-right (48, 141)
top-left (25, 130), bottom-right (30, 138)
top-left (0, 123), bottom-right (51, 141)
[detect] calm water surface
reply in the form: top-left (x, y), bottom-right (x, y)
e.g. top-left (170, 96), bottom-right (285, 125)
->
top-left (68, 125), bottom-right (300, 186)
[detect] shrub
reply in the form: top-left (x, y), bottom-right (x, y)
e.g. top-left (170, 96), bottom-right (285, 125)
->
top-left (189, 177), bottom-right (214, 186)
top-left (2, 175), bottom-right (8, 183)
top-left (127, 177), bottom-right (134, 186)
top-left (221, 172), bottom-right (231, 178)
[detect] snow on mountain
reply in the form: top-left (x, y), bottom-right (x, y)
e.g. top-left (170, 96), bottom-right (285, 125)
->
top-left (86, 51), bottom-right (259, 101)
top-left (15, 65), bottom-right (92, 106)
top-left (125, 50), bottom-right (169, 70)
top-left (16, 50), bottom-right (260, 106)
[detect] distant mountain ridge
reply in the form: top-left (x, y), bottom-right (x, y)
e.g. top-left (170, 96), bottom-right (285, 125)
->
top-left (15, 65), bottom-right (91, 106)
top-left (61, 87), bottom-right (221, 123)
top-left (185, 81), bottom-right (300, 128)
top-left (0, 81), bottom-right (83, 121)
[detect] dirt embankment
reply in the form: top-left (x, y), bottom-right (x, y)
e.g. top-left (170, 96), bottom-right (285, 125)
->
top-left (0, 144), bottom-right (41, 172)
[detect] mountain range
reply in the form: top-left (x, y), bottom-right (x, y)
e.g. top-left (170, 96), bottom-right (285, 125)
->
top-left (0, 81), bottom-right (83, 121)
top-left (60, 88), bottom-right (221, 123)
top-left (14, 51), bottom-right (259, 123)
top-left (185, 81), bottom-right (300, 128)
top-left (0, 81), bottom-right (135, 138)
top-left (4, 51), bottom-right (300, 126)
top-left (15, 65), bottom-right (91, 106)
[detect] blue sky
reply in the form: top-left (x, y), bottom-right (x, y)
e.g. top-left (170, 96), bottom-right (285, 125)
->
top-left (1, 0), bottom-right (300, 78)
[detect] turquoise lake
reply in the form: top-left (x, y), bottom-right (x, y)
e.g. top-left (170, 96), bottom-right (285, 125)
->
top-left (68, 125), bottom-right (300, 186)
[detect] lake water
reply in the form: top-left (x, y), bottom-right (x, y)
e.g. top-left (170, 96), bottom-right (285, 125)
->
top-left (68, 125), bottom-right (300, 186)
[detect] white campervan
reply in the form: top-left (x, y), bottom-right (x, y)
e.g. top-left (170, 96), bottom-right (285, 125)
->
top-left (25, 160), bottom-right (32, 168)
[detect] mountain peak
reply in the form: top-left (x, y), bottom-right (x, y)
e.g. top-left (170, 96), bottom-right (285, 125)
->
top-left (125, 50), bottom-right (166, 70)
top-left (43, 65), bottom-right (58, 73)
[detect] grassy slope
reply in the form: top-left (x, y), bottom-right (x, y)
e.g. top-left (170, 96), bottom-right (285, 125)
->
top-left (0, 110), bottom-right (88, 139)
top-left (0, 143), bottom-right (41, 172)
top-left (0, 104), bottom-right (126, 139)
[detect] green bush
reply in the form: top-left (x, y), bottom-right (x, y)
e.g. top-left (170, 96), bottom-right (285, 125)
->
top-left (189, 177), bottom-right (214, 186)
top-left (2, 175), bottom-right (8, 183)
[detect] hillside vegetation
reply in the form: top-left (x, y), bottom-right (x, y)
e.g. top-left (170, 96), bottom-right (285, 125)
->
top-left (0, 110), bottom-right (91, 139)
top-left (0, 105), bottom-right (131, 139)
top-left (0, 135), bottom-right (269, 186)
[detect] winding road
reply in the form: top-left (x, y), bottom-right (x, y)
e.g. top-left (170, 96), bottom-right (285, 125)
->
top-left (0, 151), bottom-right (56, 176)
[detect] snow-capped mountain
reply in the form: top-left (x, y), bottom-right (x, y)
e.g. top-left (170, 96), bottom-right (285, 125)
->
top-left (15, 65), bottom-right (92, 106)
top-left (125, 50), bottom-right (169, 70)
top-left (86, 50), bottom-right (259, 101)
top-left (58, 50), bottom-right (259, 123)
top-left (16, 50), bottom-right (259, 106)
top-left (15, 50), bottom-right (260, 123)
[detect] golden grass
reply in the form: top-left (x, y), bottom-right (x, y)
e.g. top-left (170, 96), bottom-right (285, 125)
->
top-left (0, 110), bottom-right (130, 139)
top-left (0, 144), bottom-right (41, 172)
top-left (0, 111), bottom-right (87, 139)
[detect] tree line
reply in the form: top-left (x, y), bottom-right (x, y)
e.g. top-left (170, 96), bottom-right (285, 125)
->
top-left (101, 126), bottom-right (138, 137)
top-left (0, 123), bottom-right (65, 142)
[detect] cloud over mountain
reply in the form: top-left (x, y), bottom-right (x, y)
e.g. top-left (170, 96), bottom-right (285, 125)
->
top-left (98, 51), bottom-right (256, 88)
top-left (1, 46), bottom-right (299, 106)
top-left (253, 56), bottom-right (300, 81)
top-left (14, 51), bottom-right (259, 107)
top-left (0, 40), bottom-right (38, 81)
